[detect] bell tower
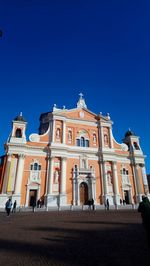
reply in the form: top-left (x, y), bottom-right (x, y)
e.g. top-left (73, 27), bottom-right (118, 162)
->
top-left (123, 129), bottom-right (149, 201)
top-left (123, 129), bottom-right (141, 152)
top-left (8, 112), bottom-right (27, 144)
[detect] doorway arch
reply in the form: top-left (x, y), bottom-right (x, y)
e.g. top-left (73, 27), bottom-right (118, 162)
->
top-left (80, 182), bottom-right (88, 205)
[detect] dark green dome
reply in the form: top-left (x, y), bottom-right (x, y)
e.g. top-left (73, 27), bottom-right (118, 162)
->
top-left (14, 112), bottom-right (26, 122)
top-left (125, 129), bottom-right (135, 138)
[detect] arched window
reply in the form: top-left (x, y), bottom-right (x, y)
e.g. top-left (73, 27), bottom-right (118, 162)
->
top-left (75, 165), bottom-right (78, 171)
top-left (15, 128), bottom-right (22, 138)
top-left (133, 142), bottom-right (139, 150)
top-left (34, 163), bottom-right (38, 170)
top-left (76, 137), bottom-right (89, 147)
top-left (81, 137), bottom-right (85, 147)
top-left (30, 162), bottom-right (41, 171)
top-left (85, 140), bottom-right (89, 147)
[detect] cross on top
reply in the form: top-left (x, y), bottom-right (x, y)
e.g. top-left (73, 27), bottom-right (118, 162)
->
top-left (79, 92), bottom-right (83, 99)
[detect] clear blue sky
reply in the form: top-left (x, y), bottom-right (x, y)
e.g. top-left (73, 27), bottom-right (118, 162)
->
top-left (0, 0), bottom-right (150, 173)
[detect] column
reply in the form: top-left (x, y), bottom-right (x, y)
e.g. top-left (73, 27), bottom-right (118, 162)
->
top-left (73, 178), bottom-right (76, 205)
top-left (102, 161), bottom-right (109, 200)
top-left (62, 120), bottom-right (66, 144)
top-left (47, 157), bottom-right (54, 194)
top-left (52, 120), bottom-right (55, 142)
top-left (77, 179), bottom-right (80, 205)
top-left (99, 159), bottom-right (104, 203)
top-left (99, 125), bottom-right (104, 148)
top-left (2, 153), bottom-right (12, 193)
top-left (92, 177), bottom-right (96, 201)
top-left (25, 185), bottom-right (29, 207)
top-left (45, 156), bottom-right (50, 195)
top-left (112, 162), bottom-right (120, 205)
top-left (141, 165), bottom-right (150, 195)
top-left (60, 157), bottom-right (67, 194)
top-left (14, 154), bottom-right (25, 194)
top-left (134, 164), bottom-right (142, 202)
top-left (109, 128), bottom-right (114, 148)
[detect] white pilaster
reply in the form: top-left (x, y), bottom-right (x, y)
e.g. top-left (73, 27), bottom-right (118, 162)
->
top-left (100, 126), bottom-right (104, 147)
top-left (134, 164), bottom-right (142, 202)
top-left (109, 128), bottom-right (114, 148)
top-left (73, 179), bottom-right (76, 205)
top-left (52, 120), bottom-right (55, 142)
top-left (77, 180), bottom-right (80, 205)
top-left (2, 153), bottom-right (12, 193)
top-left (14, 154), bottom-right (25, 195)
top-left (112, 162), bottom-right (120, 204)
top-left (60, 157), bottom-right (67, 205)
top-left (25, 185), bottom-right (29, 207)
top-left (62, 120), bottom-right (66, 144)
top-left (141, 165), bottom-right (150, 195)
top-left (45, 156), bottom-right (50, 195)
top-left (60, 157), bottom-right (67, 194)
top-left (103, 161), bottom-right (109, 201)
top-left (99, 159), bottom-right (104, 202)
top-left (47, 157), bottom-right (54, 194)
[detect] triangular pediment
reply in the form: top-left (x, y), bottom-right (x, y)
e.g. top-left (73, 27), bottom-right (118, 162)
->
top-left (53, 107), bottom-right (111, 123)
top-left (54, 107), bottom-right (98, 122)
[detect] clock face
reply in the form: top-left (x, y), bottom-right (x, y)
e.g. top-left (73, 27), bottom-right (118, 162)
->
top-left (79, 111), bottom-right (84, 118)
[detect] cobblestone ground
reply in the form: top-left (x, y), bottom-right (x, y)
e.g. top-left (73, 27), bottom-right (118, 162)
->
top-left (0, 210), bottom-right (149, 266)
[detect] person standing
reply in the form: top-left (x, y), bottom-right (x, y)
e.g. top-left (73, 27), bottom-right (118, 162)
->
top-left (5, 198), bottom-right (12, 216)
top-left (138, 195), bottom-right (150, 248)
top-left (106, 199), bottom-right (109, 210)
top-left (12, 200), bottom-right (17, 213)
top-left (91, 198), bottom-right (95, 210)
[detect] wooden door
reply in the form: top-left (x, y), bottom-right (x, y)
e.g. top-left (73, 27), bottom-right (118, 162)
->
top-left (80, 182), bottom-right (88, 205)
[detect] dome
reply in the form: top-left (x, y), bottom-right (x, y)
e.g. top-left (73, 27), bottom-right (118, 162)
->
top-left (14, 112), bottom-right (26, 122)
top-left (124, 129), bottom-right (135, 138)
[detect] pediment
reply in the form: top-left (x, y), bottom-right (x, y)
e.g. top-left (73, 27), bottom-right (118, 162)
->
top-left (54, 108), bottom-right (98, 122)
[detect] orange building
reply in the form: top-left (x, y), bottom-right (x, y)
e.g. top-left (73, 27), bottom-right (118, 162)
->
top-left (0, 94), bottom-right (149, 208)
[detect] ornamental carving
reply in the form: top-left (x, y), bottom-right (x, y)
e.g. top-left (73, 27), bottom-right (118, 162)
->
top-left (29, 134), bottom-right (40, 142)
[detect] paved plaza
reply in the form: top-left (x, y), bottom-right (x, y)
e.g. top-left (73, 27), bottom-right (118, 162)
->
top-left (0, 209), bottom-right (149, 266)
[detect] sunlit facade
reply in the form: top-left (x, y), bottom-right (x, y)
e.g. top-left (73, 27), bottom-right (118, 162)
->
top-left (0, 94), bottom-right (149, 208)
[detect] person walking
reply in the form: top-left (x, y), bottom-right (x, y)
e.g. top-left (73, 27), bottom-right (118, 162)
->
top-left (138, 195), bottom-right (150, 248)
top-left (5, 198), bottom-right (12, 216)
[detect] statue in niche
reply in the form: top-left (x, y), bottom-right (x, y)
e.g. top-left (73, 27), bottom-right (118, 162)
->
top-left (104, 134), bottom-right (109, 145)
top-left (54, 171), bottom-right (59, 183)
top-left (56, 128), bottom-right (60, 139)
top-left (93, 134), bottom-right (96, 143)
top-left (68, 130), bottom-right (72, 141)
top-left (107, 172), bottom-right (113, 193)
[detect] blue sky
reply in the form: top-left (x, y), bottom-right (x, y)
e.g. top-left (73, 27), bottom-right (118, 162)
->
top-left (0, 0), bottom-right (150, 172)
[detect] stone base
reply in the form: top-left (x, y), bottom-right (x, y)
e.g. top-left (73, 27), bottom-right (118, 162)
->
top-left (59, 194), bottom-right (67, 205)
top-left (45, 194), bottom-right (67, 207)
top-left (0, 194), bottom-right (22, 208)
top-left (12, 194), bottom-right (21, 206)
top-left (0, 194), bottom-right (9, 208)
top-left (114, 194), bottom-right (120, 205)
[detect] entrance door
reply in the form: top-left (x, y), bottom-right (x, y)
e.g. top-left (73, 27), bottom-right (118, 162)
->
top-left (80, 182), bottom-right (88, 205)
top-left (29, 190), bottom-right (37, 206)
top-left (124, 190), bottom-right (129, 204)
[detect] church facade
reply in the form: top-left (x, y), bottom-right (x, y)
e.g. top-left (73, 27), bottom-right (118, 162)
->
top-left (0, 94), bottom-right (149, 208)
